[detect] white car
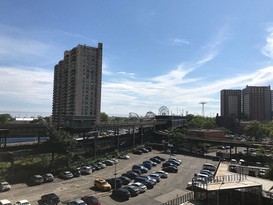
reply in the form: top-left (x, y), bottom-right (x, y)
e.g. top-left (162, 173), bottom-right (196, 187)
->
top-left (80, 166), bottom-right (92, 175)
top-left (0, 199), bottom-right (12, 205)
top-left (119, 155), bottom-right (130, 159)
top-left (15, 200), bottom-right (31, 205)
top-left (128, 182), bottom-right (147, 193)
top-left (0, 181), bottom-right (11, 191)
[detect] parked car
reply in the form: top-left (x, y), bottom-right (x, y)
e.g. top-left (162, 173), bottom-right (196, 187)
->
top-left (28, 175), bottom-right (44, 186)
top-left (103, 160), bottom-right (114, 166)
top-left (96, 162), bottom-right (106, 169)
top-left (162, 161), bottom-right (177, 168)
top-left (0, 181), bottom-right (11, 191)
top-left (154, 156), bottom-right (166, 161)
top-left (150, 157), bottom-right (161, 163)
top-left (111, 158), bottom-right (119, 164)
top-left (202, 163), bottom-right (216, 171)
top-left (134, 177), bottom-right (155, 189)
top-left (80, 166), bottom-right (92, 175)
top-left (143, 160), bottom-right (157, 166)
top-left (106, 178), bottom-right (123, 189)
top-left (167, 160), bottom-right (180, 166)
top-left (94, 178), bottom-right (111, 191)
top-left (81, 195), bottom-right (101, 205)
top-left (137, 175), bottom-right (157, 184)
top-left (111, 188), bottom-right (131, 200)
top-left (118, 176), bottom-right (131, 185)
top-left (122, 171), bottom-right (138, 179)
top-left (162, 165), bottom-right (178, 173)
top-left (169, 157), bottom-right (181, 163)
top-left (132, 149), bottom-right (142, 155)
top-left (142, 163), bottom-right (152, 170)
top-left (42, 173), bottom-right (54, 183)
top-left (153, 171), bottom-right (168, 178)
top-left (132, 165), bottom-right (148, 173)
top-left (41, 193), bottom-right (60, 205)
top-left (149, 173), bottom-right (161, 182)
top-left (0, 200), bottom-right (12, 205)
top-left (59, 171), bottom-right (73, 179)
top-left (124, 185), bottom-right (140, 196)
top-left (132, 169), bottom-right (141, 175)
top-left (15, 200), bottom-right (31, 205)
top-left (67, 199), bottom-right (87, 205)
top-left (128, 182), bottom-right (147, 193)
top-left (71, 168), bottom-right (81, 177)
top-left (145, 146), bottom-right (153, 152)
top-left (139, 147), bottom-right (149, 153)
top-left (118, 154), bottom-right (130, 159)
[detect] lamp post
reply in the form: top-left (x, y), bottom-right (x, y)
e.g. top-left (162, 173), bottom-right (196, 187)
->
top-left (114, 161), bottom-right (117, 190)
top-left (217, 182), bottom-right (224, 205)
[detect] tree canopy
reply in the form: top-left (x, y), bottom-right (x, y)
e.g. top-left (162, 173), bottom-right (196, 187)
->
top-left (244, 120), bottom-right (270, 141)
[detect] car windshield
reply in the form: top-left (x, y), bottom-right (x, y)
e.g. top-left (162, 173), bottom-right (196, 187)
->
top-left (2, 182), bottom-right (9, 185)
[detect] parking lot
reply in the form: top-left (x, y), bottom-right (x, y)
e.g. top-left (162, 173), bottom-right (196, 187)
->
top-left (0, 150), bottom-right (216, 205)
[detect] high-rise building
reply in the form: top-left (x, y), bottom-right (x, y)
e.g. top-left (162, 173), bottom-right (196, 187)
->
top-left (52, 43), bottom-right (103, 129)
top-left (242, 85), bottom-right (271, 121)
top-left (220, 89), bottom-right (242, 119)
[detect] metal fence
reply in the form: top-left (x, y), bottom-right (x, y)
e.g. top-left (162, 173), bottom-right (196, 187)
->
top-left (161, 192), bottom-right (194, 205)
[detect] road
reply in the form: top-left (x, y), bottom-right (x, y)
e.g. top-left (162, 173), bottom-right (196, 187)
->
top-left (0, 150), bottom-right (216, 205)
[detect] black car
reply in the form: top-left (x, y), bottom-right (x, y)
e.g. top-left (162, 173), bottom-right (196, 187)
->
top-left (132, 165), bottom-right (148, 173)
top-left (132, 149), bottom-right (142, 155)
top-left (142, 163), bottom-right (152, 170)
top-left (139, 148), bottom-right (149, 153)
top-left (132, 169), bottom-right (141, 176)
top-left (134, 177), bottom-right (155, 189)
top-left (71, 168), bottom-right (81, 177)
top-left (162, 161), bottom-right (177, 168)
top-left (41, 193), bottom-right (60, 205)
top-left (118, 176), bottom-right (131, 185)
top-left (162, 166), bottom-right (178, 173)
top-left (154, 156), bottom-right (166, 161)
top-left (150, 157), bottom-right (161, 164)
top-left (143, 160), bottom-right (157, 166)
top-left (38, 199), bottom-right (55, 205)
top-left (122, 171), bottom-right (138, 179)
top-left (112, 188), bottom-right (131, 200)
top-left (124, 185), bottom-right (140, 197)
top-left (28, 175), bottom-right (44, 186)
top-left (145, 146), bottom-right (153, 152)
top-left (167, 160), bottom-right (180, 166)
top-left (106, 178), bottom-right (123, 189)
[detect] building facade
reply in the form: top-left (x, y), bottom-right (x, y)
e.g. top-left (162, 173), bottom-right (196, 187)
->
top-left (220, 86), bottom-right (272, 122)
top-left (52, 43), bottom-right (102, 129)
top-left (242, 85), bottom-right (271, 121)
top-left (220, 89), bottom-right (242, 119)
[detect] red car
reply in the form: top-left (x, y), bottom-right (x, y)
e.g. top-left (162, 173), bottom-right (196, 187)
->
top-left (81, 195), bottom-right (101, 205)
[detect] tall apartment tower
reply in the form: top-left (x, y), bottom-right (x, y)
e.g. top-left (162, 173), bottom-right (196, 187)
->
top-left (52, 43), bottom-right (103, 128)
top-left (242, 85), bottom-right (271, 121)
top-left (220, 89), bottom-right (242, 119)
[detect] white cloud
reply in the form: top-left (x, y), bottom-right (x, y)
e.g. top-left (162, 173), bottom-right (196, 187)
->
top-left (0, 66), bottom-right (53, 108)
top-left (169, 38), bottom-right (190, 46)
top-left (262, 26), bottom-right (273, 60)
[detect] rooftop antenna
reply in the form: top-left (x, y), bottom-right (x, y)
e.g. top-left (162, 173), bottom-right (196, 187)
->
top-left (199, 101), bottom-right (207, 117)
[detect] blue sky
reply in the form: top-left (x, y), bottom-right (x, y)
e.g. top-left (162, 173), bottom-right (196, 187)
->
top-left (1, 1), bottom-right (273, 117)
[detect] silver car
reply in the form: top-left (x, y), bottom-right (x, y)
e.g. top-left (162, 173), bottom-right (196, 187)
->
top-left (0, 182), bottom-right (11, 191)
top-left (128, 182), bottom-right (147, 193)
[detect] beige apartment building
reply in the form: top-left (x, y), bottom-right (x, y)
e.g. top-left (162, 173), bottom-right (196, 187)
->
top-left (52, 43), bottom-right (102, 129)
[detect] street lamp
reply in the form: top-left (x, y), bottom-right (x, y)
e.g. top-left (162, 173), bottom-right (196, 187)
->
top-left (217, 181), bottom-right (224, 205)
top-left (114, 161), bottom-right (117, 190)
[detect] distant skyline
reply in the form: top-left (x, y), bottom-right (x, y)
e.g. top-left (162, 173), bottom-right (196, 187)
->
top-left (1, 1), bottom-right (273, 117)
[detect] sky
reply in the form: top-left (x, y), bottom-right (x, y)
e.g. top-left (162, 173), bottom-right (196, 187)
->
top-left (1, 1), bottom-right (273, 117)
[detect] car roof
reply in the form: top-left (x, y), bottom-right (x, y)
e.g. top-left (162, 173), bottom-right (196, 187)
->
top-left (0, 200), bottom-right (11, 204)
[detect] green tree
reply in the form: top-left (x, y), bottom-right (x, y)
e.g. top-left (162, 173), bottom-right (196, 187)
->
top-left (169, 128), bottom-right (187, 148)
top-left (187, 116), bottom-right (216, 129)
top-left (0, 114), bottom-right (12, 125)
top-left (100, 112), bottom-right (109, 122)
top-left (44, 126), bottom-right (77, 167)
top-left (244, 120), bottom-right (269, 141)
